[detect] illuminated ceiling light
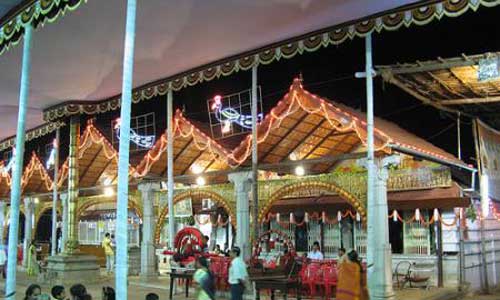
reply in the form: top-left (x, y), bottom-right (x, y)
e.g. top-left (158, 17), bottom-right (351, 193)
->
top-left (104, 177), bottom-right (113, 186)
top-left (196, 176), bottom-right (206, 186)
top-left (33, 198), bottom-right (40, 204)
top-left (289, 152), bottom-right (297, 161)
top-left (191, 164), bottom-right (203, 175)
top-left (104, 187), bottom-right (114, 197)
top-left (295, 165), bottom-right (305, 176)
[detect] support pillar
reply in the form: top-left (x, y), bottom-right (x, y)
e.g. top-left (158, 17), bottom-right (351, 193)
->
top-left (0, 201), bottom-right (5, 244)
top-left (22, 197), bottom-right (34, 267)
top-left (51, 128), bottom-right (60, 256)
top-left (167, 89), bottom-right (175, 249)
top-left (116, 1), bottom-right (138, 298)
top-left (369, 156), bottom-right (398, 300)
top-left (229, 171), bottom-right (252, 260)
top-left (66, 116), bottom-right (80, 253)
top-left (60, 193), bottom-right (68, 253)
top-left (139, 182), bottom-right (159, 279)
top-left (6, 24), bottom-right (33, 300)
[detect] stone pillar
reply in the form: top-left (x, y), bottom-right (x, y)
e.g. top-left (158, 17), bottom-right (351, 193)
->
top-left (22, 197), bottom-right (34, 267)
top-left (228, 171), bottom-right (252, 260)
top-left (60, 193), bottom-right (68, 253)
top-left (66, 116), bottom-right (80, 253)
top-left (369, 156), bottom-right (398, 300)
top-left (0, 201), bottom-right (5, 244)
top-left (139, 182), bottom-right (159, 279)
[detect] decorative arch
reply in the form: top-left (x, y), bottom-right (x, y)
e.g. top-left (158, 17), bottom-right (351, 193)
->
top-left (76, 197), bottom-right (143, 221)
top-left (258, 180), bottom-right (366, 223)
top-left (154, 189), bottom-right (235, 243)
top-left (34, 204), bottom-right (61, 236)
top-left (3, 210), bottom-right (26, 241)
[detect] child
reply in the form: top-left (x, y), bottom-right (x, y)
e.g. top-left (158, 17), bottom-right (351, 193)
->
top-left (51, 285), bottom-right (66, 300)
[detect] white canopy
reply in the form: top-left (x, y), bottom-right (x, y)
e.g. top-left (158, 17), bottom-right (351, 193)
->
top-left (0, 0), bottom-right (418, 140)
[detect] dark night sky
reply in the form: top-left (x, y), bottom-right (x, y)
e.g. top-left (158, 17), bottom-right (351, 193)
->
top-left (168, 6), bottom-right (500, 167)
top-left (8, 5), bottom-right (500, 168)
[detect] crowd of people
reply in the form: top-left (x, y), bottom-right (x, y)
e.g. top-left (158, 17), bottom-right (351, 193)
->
top-left (22, 283), bottom-right (161, 300)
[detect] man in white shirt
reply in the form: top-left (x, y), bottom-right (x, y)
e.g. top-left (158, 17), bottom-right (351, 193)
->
top-left (307, 241), bottom-right (324, 260)
top-left (228, 246), bottom-right (248, 300)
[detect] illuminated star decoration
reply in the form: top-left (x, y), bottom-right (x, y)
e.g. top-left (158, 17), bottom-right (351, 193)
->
top-left (211, 95), bottom-right (263, 133)
top-left (114, 118), bottom-right (155, 149)
top-left (46, 138), bottom-right (57, 169)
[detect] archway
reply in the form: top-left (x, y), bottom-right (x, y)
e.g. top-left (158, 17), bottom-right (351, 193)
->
top-left (154, 190), bottom-right (236, 245)
top-left (34, 208), bottom-right (61, 242)
top-left (76, 197), bottom-right (142, 221)
top-left (259, 180), bottom-right (366, 255)
top-left (259, 181), bottom-right (366, 223)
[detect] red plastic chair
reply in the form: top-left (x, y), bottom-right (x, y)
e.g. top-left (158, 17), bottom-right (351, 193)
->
top-left (303, 262), bottom-right (323, 296)
top-left (322, 264), bottom-right (338, 299)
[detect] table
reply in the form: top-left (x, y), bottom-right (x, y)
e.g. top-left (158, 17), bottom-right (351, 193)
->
top-left (253, 277), bottom-right (301, 300)
top-left (168, 269), bottom-right (194, 300)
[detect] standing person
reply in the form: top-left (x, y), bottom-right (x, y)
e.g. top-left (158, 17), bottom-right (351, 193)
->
top-left (51, 285), bottom-right (67, 300)
top-left (336, 250), bottom-right (368, 300)
top-left (101, 233), bottom-right (114, 275)
top-left (228, 246), bottom-right (248, 300)
top-left (26, 240), bottom-right (38, 276)
top-left (193, 256), bottom-right (215, 300)
top-left (0, 243), bottom-right (6, 279)
top-left (23, 284), bottom-right (41, 300)
top-left (307, 241), bottom-right (324, 261)
top-left (338, 247), bottom-right (347, 264)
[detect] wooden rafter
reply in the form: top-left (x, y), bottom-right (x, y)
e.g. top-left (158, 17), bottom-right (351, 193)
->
top-left (327, 141), bottom-right (361, 172)
top-left (79, 145), bottom-right (104, 183)
top-left (180, 151), bottom-right (205, 175)
top-left (161, 138), bottom-right (193, 176)
top-left (259, 111), bottom-right (307, 162)
top-left (93, 157), bottom-right (114, 186)
top-left (425, 71), bottom-right (466, 99)
top-left (281, 118), bottom-right (328, 162)
top-left (448, 67), bottom-right (483, 97)
top-left (410, 73), bottom-right (452, 100)
top-left (301, 130), bottom-right (354, 160)
top-left (439, 96), bottom-right (500, 105)
top-left (317, 134), bottom-right (358, 173)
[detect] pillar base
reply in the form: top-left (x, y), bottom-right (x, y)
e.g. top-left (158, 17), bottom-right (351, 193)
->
top-left (46, 253), bottom-right (100, 285)
top-left (140, 242), bottom-right (157, 279)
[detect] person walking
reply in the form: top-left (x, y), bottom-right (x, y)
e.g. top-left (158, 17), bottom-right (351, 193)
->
top-left (101, 233), bottom-right (114, 275)
top-left (193, 256), bottom-right (215, 300)
top-left (336, 250), bottom-right (368, 300)
top-left (228, 246), bottom-right (248, 300)
top-left (26, 240), bottom-right (38, 277)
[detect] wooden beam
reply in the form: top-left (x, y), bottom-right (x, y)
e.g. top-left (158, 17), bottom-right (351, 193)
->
top-left (317, 134), bottom-right (358, 173)
top-left (327, 141), bottom-right (361, 172)
top-left (425, 71), bottom-right (466, 98)
top-left (440, 96), bottom-right (500, 105)
top-left (180, 151), bottom-right (205, 175)
top-left (380, 71), bottom-right (464, 116)
top-left (410, 73), bottom-right (452, 100)
top-left (259, 111), bottom-right (307, 162)
top-left (448, 67), bottom-right (483, 98)
top-left (281, 119), bottom-right (328, 162)
top-left (93, 155), bottom-right (114, 186)
top-left (161, 138), bottom-right (193, 177)
top-left (302, 130), bottom-right (354, 160)
top-left (79, 146), bottom-right (104, 183)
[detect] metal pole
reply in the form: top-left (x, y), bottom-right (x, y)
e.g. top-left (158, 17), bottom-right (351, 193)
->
top-left (365, 33), bottom-right (376, 285)
top-left (167, 89), bottom-right (175, 249)
top-left (457, 207), bottom-right (465, 292)
top-left (116, 0), bottom-right (137, 298)
top-left (251, 64), bottom-right (259, 243)
top-left (51, 128), bottom-right (60, 256)
top-left (435, 209), bottom-right (443, 287)
top-left (5, 24), bottom-right (33, 300)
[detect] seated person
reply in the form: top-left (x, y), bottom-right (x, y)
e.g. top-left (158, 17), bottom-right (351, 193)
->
top-left (307, 241), bottom-right (324, 261)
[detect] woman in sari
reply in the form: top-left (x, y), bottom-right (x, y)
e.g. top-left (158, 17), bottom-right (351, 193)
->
top-left (336, 250), bottom-right (368, 300)
top-left (26, 240), bottom-right (38, 277)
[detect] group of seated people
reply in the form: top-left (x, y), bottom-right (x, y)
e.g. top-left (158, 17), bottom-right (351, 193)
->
top-left (22, 283), bottom-right (160, 300)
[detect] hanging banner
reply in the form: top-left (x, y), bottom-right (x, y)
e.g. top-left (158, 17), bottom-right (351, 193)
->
top-left (476, 119), bottom-right (500, 202)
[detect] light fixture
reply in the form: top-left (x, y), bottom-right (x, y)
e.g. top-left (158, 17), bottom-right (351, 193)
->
top-left (295, 165), bottom-right (305, 176)
top-left (289, 153), bottom-right (297, 161)
top-left (104, 187), bottom-right (114, 197)
top-left (104, 177), bottom-right (113, 186)
top-left (33, 198), bottom-right (40, 204)
top-left (191, 164), bottom-right (203, 175)
top-left (196, 176), bottom-right (206, 186)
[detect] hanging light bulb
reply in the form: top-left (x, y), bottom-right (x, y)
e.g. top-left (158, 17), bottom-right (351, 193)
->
top-left (433, 208), bottom-right (440, 221)
top-left (295, 165), bottom-right (305, 176)
top-left (337, 211), bottom-right (342, 222)
top-left (191, 164), bottom-right (203, 174)
top-left (104, 187), bottom-right (114, 197)
top-left (415, 208), bottom-right (421, 222)
top-left (196, 176), bottom-right (206, 186)
top-left (356, 212), bottom-right (361, 222)
top-left (393, 210), bottom-right (398, 222)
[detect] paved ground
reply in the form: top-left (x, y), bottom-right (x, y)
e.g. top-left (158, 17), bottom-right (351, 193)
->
top-left (0, 268), bottom-right (498, 299)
